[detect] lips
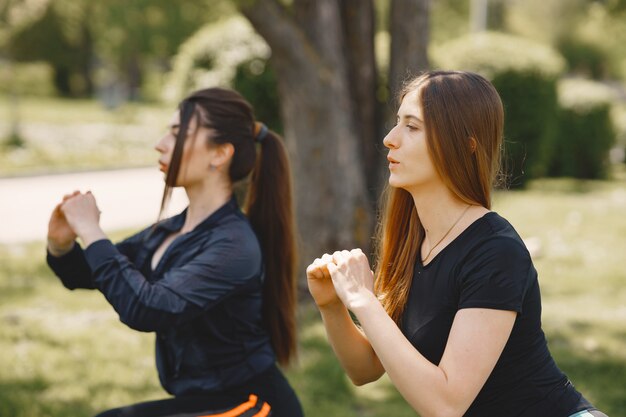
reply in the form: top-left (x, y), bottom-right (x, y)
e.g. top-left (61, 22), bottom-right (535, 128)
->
top-left (387, 155), bottom-right (399, 164)
top-left (158, 161), bottom-right (168, 172)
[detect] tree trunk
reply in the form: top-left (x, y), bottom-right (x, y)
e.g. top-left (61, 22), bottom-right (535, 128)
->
top-left (339, 0), bottom-right (384, 203)
top-left (388, 0), bottom-right (430, 99)
top-left (238, 0), bottom-right (431, 271)
top-left (239, 0), bottom-right (373, 267)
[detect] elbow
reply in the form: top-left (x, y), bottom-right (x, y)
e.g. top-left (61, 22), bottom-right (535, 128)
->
top-left (348, 372), bottom-right (382, 387)
top-left (122, 321), bottom-right (151, 332)
top-left (63, 282), bottom-right (93, 291)
top-left (350, 377), bottom-right (371, 387)
top-left (118, 304), bottom-right (164, 333)
top-left (420, 403), bottom-right (465, 417)
top-left (120, 315), bottom-right (158, 332)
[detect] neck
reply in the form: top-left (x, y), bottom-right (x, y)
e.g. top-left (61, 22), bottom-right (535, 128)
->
top-left (182, 178), bottom-right (232, 233)
top-left (409, 183), bottom-right (467, 239)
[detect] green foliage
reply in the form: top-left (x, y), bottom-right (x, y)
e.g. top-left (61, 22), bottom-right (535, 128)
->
top-left (613, 103), bottom-right (626, 148)
top-left (504, 0), bottom-right (588, 45)
top-left (430, 0), bottom-right (470, 45)
top-left (557, 37), bottom-right (610, 80)
top-left (163, 16), bottom-right (282, 132)
top-left (504, 0), bottom-right (626, 81)
top-left (494, 71), bottom-right (560, 187)
top-left (548, 79), bottom-right (616, 179)
top-left (432, 32), bottom-right (565, 80)
top-left (8, 3), bottom-right (91, 96)
top-left (2, 0), bottom-right (236, 98)
top-left (232, 59), bottom-right (282, 133)
top-left (572, 3), bottom-right (626, 80)
top-left (432, 32), bottom-right (565, 187)
top-left (163, 17), bottom-right (269, 102)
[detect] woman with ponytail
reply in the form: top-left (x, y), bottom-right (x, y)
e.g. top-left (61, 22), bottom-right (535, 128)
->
top-left (46, 88), bottom-right (302, 417)
top-left (307, 71), bottom-right (606, 417)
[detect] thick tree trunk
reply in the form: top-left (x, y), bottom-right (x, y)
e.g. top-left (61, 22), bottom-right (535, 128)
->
top-left (240, 0), bottom-right (373, 268)
top-left (238, 0), bottom-right (431, 271)
top-left (339, 0), bottom-right (385, 204)
top-left (388, 0), bottom-right (430, 99)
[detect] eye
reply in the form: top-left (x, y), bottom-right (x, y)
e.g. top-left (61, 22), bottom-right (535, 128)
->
top-left (407, 124), bottom-right (419, 131)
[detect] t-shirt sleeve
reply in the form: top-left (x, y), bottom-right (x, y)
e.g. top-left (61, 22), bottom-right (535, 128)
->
top-left (457, 237), bottom-right (532, 313)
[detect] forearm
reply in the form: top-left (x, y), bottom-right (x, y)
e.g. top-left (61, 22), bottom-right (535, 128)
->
top-left (319, 301), bottom-right (385, 385)
top-left (352, 298), bottom-right (463, 417)
top-left (46, 243), bottom-right (96, 290)
top-left (78, 225), bottom-right (107, 248)
top-left (47, 239), bottom-right (75, 257)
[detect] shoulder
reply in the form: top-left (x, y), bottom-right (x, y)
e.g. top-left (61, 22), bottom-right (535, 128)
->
top-left (457, 213), bottom-right (534, 285)
top-left (215, 211), bottom-right (260, 247)
top-left (200, 212), bottom-right (262, 265)
top-left (456, 214), bottom-right (536, 311)
top-left (463, 212), bottom-right (530, 261)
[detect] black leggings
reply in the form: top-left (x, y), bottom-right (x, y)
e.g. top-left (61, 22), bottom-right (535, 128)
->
top-left (94, 365), bottom-right (303, 417)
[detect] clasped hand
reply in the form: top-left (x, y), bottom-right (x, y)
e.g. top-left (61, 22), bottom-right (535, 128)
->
top-left (306, 249), bottom-right (376, 311)
top-left (47, 190), bottom-right (103, 255)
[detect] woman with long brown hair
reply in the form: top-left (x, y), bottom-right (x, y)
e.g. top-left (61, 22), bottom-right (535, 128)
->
top-left (307, 71), bottom-right (606, 417)
top-left (46, 88), bottom-right (302, 417)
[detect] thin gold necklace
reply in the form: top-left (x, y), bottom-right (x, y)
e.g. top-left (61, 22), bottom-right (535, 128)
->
top-left (422, 204), bottom-right (472, 263)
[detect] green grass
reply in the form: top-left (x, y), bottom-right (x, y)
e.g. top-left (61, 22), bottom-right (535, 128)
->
top-left (0, 95), bottom-right (173, 176)
top-left (2, 176), bottom-right (625, 416)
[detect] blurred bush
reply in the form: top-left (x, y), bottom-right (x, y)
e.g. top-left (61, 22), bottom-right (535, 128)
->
top-left (163, 17), bottom-right (269, 102)
top-left (0, 61), bottom-right (55, 96)
top-left (163, 16), bottom-right (282, 132)
top-left (432, 32), bottom-right (566, 188)
top-left (557, 37), bottom-right (610, 80)
top-left (549, 78), bottom-right (616, 179)
top-left (232, 59), bottom-right (282, 133)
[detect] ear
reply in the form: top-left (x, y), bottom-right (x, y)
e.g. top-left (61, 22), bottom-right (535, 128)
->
top-left (468, 137), bottom-right (477, 153)
top-left (210, 142), bottom-right (235, 169)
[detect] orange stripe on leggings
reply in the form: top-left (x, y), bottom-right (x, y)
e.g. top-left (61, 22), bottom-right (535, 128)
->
top-left (251, 402), bottom-right (271, 417)
top-left (198, 394), bottom-right (257, 417)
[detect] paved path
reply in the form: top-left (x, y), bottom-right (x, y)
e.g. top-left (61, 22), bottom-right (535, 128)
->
top-left (0, 168), bottom-right (188, 244)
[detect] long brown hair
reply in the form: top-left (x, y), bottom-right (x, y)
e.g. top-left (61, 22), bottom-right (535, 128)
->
top-left (160, 88), bottom-right (297, 366)
top-left (374, 71), bottom-right (504, 324)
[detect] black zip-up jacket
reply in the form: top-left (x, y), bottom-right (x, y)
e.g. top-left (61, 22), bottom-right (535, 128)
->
top-left (47, 198), bottom-right (275, 396)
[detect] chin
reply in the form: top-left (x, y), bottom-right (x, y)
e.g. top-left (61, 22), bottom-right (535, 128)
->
top-left (388, 175), bottom-right (404, 189)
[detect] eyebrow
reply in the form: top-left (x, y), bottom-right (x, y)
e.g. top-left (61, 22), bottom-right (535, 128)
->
top-left (398, 114), bottom-right (423, 123)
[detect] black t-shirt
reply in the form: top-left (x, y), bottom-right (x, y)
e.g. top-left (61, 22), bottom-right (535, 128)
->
top-left (400, 212), bottom-right (587, 417)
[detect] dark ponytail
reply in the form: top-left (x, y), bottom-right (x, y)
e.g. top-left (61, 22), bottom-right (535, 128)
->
top-left (245, 128), bottom-right (297, 367)
top-left (159, 88), bottom-right (297, 366)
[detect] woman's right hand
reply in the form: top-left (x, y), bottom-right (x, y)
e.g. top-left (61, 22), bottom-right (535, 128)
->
top-left (47, 191), bottom-right (79, 256)
top-left (306, 253), bottom-right (342, 308)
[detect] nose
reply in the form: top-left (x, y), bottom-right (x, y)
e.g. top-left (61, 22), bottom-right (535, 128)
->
top-left (155, 133), bottom-right (172, 154)
top-left (383, 125), bottom-right (399, 149)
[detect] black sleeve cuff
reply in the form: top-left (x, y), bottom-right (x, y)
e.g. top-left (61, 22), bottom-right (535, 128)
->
top-left (84, 239), bottom-right (119, 271)
top-left (47, 241), bottom-right (82, 269)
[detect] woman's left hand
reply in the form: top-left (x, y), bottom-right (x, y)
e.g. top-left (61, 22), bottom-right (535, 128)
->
top-left (327, 248), bottom-right (377, 311)
top-left (60, 191), bottom-right (105, 245)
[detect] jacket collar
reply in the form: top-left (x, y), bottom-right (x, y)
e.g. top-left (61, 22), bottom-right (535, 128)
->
top-left (156, 196), bottom-right (239, 234)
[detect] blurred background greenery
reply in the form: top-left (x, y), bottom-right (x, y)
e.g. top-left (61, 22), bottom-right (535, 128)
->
top-left (1, 0), bottom-right (625, 416)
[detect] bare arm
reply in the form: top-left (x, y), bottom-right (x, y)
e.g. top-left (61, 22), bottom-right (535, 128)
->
top-left (328, 250), bottom-right (516, 417)
top-left (355, 300), bottom-right (515, 417)
top-left (307, 256), bottom-right (385, 384)
top-left (319, 302), bottom-right (385, 385)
